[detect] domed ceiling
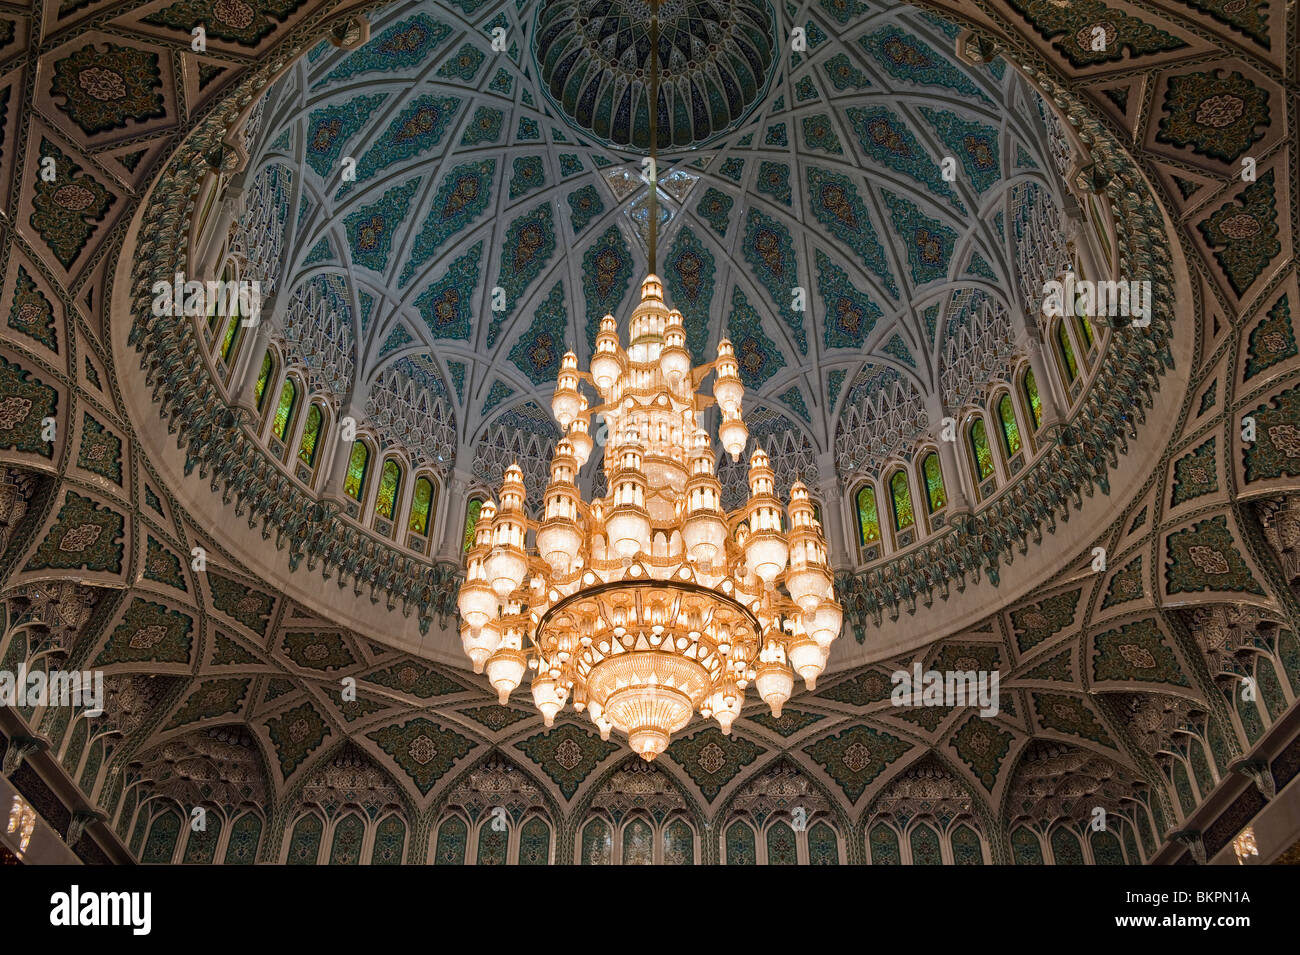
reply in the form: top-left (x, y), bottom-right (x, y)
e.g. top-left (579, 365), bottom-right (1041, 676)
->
top-left (240, 0), bottom-right (1065, 497)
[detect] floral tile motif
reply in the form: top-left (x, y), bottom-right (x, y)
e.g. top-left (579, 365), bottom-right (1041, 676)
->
top-left (882, 190), bottom-right (957, 286)
top-left (1020, 649), bottom-right (1073, 682)
top-left (363, 660), bottom-right (463, 699)
top-left (1179, 0), bottom-right (1269, 46)
top-left (1157, 70), bottom-right (1268, 163)
top-left (489, 203), bottom-right (557, 345)
top-left (210, 632), bottom-right (260, 666)
top-left (343, 178), bottom-right (421, 272)
top-left (399, 159), bottom-right (495, 287)
top-left (858, 27), bottom-right (991, 103)
top-left (1242, 384), bottom-right (1300, 481)
top-left (1197, 170), bottom-right (1281, 297)
top-left (1092, 618), bottom-right (1190, 687)
top-left (745, 708), bottom-right (825, 737)
top-left (509, 155), bottom-right (546, 199)
top-left (51, 42), bottom-right (165, 135)
top-left (266, 702), bottom-right (331, 778)
top-left (755, 161), bottom-right (792, 205)
top-left (566, 184), bottom-right (604, 234)
top-left (1009, 589), bottom-right (1081, 654)
top-left (666, 726), bottom-right (764, 801)
top-left (281, 630), bottom-right (356, 672)
top-left (1031, 692), bottom-right (1114, 747)
top-left (581, 225), bottom-right (633, 349)
top-left (822, 53), bottom-right (870, 91)
top-left (317, 13), bottom-right (452, 85)
top-left (6, 266), bottom-right (57, 352)
top-left (818, 668), bottom-right (893, 706)
top-left (346, 96), bottom-right (461, 190)
top-left (1244, 295), bottom-right (1295, 380)
top-left (337, 697), bottom-right (388, 723)
top-left (742, 208), bottom-right (806, 354)
top-left (303, 94), bottom-right (385, 179)
top-left (816, 250), bottom-right (883, 350)
top-left (368, 717), bottom-right (473, 795)
top-left (695, 187), bottom-right (733, 236)
top-left (25, 491), bottom-right (123, 574)
top-left (30, 138), bottom-right (114, 270)
top-left (414, 242), bottom-right (482, 341)
top-left (208, 572), bottom-right (275, 636)
top-left (480, 380), bottom-right (513, 416)
top-left (726, 286), bottom-right (786, 389)
top-left (1171, 437), bottom-right (1218, 506)
top-left (0, 355), bottom-right (57, 458)
top-left (145, 0), bottom-right (308, 45)
top-left (803, 724), bottom-right (911, 801)
top-left (1164, 515), bottom-right (1264, 595)
top-left (515, 722), bottom-right (620, 799)
top-left (1001, 0), bottom-right (1186, 68)
top-left (95, 598), bottom-right (193, 666)
top-left (163, 678), bottom-right (250, 730)
top-left (918, 106), bottom-right (1000, 194)
top-left (76, 413), bottom-right (121, 485)
top-left (847, 105), bottom-right (964, 213)
top-left (435, 42), bottom-right (485, 81)
top-left (664, 226), bottom-right (714, 362)
top-left (459, 705), bottom-right (533, 733)
top-left (509, 281), bottom-right (567, 384)
top-left (1101, 556), bottom-right (1144, 609)
top-left (779, 385), bottom-right (811, 422)
top-left (143, 535), bottom-right (186, 591)
top-left (950, 714), bottom-right (1012, 791)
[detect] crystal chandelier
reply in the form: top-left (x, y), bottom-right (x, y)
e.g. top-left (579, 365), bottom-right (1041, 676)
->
top-left (456, 278), bottom-right (843, 758)
top-left (454, 0), bottom-right (842, 760)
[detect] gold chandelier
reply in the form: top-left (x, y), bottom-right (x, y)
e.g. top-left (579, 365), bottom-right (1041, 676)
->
top-left (456, 276), bottom-right (843, 759)
top-left (455, 0), bottom-right (841, 759)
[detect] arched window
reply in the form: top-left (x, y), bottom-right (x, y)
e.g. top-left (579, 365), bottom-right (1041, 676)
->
top-left (725, 819), bottom-right (757, 865)
top-left (580, 818), bottom-right (612, 865)
top-left (662, 819), bottom-right (694, 865)
top-left (409, 476), bottom-right (435, 537)
top-left (297, 403), bottom-right (324, 467)
top-left (271, 379), bottom-right (298, 441)
top-left (921, 452), bottom-right (946, 513)
top-left (433, 815), bottom-right (467, 865)
top-left (766, 821), bottom-right (797, 865)
top-left (969, 419), bottom-right (995, 481)
top-left (1056, 322), bottom-right (1078, 383)
top-left (517, 817), bottom-right (551, 866)
top-left (253, 350), bottom-right (275, 412)
top-left (1022, 369), bottom-right (1043, 430)
top-left (855, 484), bottom-right (880, 549)
top-left (343, 441), bottom-right (370, 501)
top-left (463, 496), bottom-right (485, 554)
top-left (889, 470), bottom-right (913, 532)
top-left (997, 394), bottom-right (1021, 458)
top-left (1073, 311), bottom-right (1095, 353)
top-left (218, 312), bottom-right (241, 367)
top-left (375, 459), bottom-right (403, 522)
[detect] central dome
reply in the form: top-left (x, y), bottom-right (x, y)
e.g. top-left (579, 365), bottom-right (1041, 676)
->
top-left (534, 0), bottom-right (777, 150)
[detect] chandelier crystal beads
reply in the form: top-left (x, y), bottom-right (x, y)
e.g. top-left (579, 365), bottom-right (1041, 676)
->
top-left (457, 275), bottom-right (843, 759)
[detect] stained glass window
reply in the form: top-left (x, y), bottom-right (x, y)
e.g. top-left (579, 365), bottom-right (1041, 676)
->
top-left (463, 497), bottom-right (484, 554)
top-left (409, 476), bottom-right (434, 536)
top-left (997, 394), bottom-right (1021, 457)
top-left (970, 419), bottom-right (995, 480)
top-left (219, 314), bottom-right (240, 366)
top-left (869, 824), bottom-right (901, 865)
top-left (662, 819), bottom-right (694, 865)
top-left (328, 813), bottom-right (364, 865)
top-left (1023, 369), bottom-right (1043, 429)
top-left (950, 824), bottom-right (984, 865)
top-left (1050, 826), bottom-right (1085, 865)
top-left (1056, 322), bottom-right (1078, 382)
top-left (271, 379), bottom-right (297, 440)
top-left (476, 822), bottom-right (507, 865)
top-left (343, 441), bottom-right (369, 501)
top-left (433, 816), bottom-right (467, 865)
top-left (909, 823), bottom-right (942, 865)
top-left (297, 404), bottom-right (323, 467)
top-left (223, 813), bottom-right (261, 865)
top-left (580, 818), bottom-right (612, 865)
top-left (921, 452), bottom-right (946, 513)
top-left (622, 818), bottom-right (653, 865)
top-left (254, 350), bottom-right (273, 411)
top-left (1074, 310), bottom-right (1095, 350)
top-left (807, 822), bottom-right (840, 865)
top-left (370, 815), bottom-right (406, 865)
top-left (889, 470), bottom-right (914, 531)
top-left (855, 485), bottom-right (880, 547)
top-left (375, 459), bottom-right (402, 521)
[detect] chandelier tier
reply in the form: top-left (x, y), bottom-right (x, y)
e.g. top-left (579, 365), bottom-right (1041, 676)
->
top-left (456, 274), bottom-right (844, 759)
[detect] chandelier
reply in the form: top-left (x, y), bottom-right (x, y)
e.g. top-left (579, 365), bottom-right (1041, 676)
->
top-left (455, 276), bottom-right (843, 758)
top-left (454, 0), bottom-right (841, 760)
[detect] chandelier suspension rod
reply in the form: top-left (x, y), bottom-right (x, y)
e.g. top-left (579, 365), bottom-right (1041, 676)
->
top-left (647, 0), bottom-right (660, 274)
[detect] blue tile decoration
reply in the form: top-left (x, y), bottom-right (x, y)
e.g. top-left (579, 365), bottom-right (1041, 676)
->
top-left (509, 281), bottom-right (569, 384)
top-left (816, 249), bottom-right (883, 350)
top-left (489, 204), bottom-right (557, 346)
top-left (567, 184), bottom-right (605, 234)
top-left (806, 167), bottom-right (899, 298)
top-left (665, 226), bottom-right (716, 363)
top-left (581, 225), bottom-right (634, 350)
top-left (317, 14), bottom-right (452, 86)
top-left (918, 106), bottom-right (1001, 194)
top-left (696, 187), bottom-right (734, 236)
top-left (726, 286), bottom-right (786, 389)
top-left (303, 94), bottom-right (386, 179)
top-left (858, 27), bottom-right (992, 105)
top-left (343, 178), bottom-right (421, 272)
top-left (846, 105), bottom-right (965, 213)
top-left (883, 189), bottom-right (957, 286)
top-left (414, 242), bottom-right (482, 341)
top-left (399, 159), bottom-right (495, 287)
top-left (743, 208), bottom-right (807, 355)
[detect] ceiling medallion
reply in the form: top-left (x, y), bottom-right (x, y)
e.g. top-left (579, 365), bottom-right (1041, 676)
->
top-left (457, 274), bottom-right (843, 759)
top-left (533, 0), bottom-right (777, 150)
